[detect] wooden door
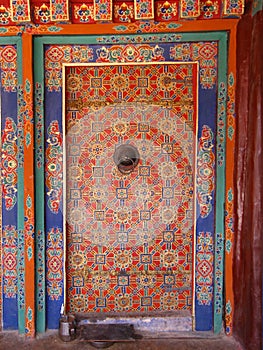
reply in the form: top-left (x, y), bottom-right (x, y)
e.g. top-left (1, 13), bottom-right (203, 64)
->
top-left (65, 62), bottom-right (198, 316)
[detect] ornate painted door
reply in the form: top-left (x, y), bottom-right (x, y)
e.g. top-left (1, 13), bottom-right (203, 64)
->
top-left (39, 34), bottom-right (227, 332)
top-left (65, 62), bottom-right (198, 320)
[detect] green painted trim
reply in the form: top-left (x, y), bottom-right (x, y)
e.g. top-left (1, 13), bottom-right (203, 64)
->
top-left (0, 37), bottom-right (21, 45)
top-left (13, 37), bottom-right (26, 335)
top-left (214, 31), bottom-right (228, 334)
top-left (34, 38), bottom-right (46, 333)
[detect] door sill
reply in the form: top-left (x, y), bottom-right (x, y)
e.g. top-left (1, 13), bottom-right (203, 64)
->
top-left (74, 312), bottom-right (193, 333)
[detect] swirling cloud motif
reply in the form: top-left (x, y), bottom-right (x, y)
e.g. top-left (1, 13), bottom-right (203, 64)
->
top-left (197, 125), bottom-right (215, 218)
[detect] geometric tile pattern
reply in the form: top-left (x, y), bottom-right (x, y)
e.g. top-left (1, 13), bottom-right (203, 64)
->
top-left (65, 62), bottom-right (198, 313)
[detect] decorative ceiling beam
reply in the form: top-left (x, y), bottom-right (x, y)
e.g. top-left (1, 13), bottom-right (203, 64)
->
top-left (0, 0), bottom-right (245, 25)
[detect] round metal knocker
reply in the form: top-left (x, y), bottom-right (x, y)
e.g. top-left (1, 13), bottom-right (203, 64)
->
top-left (113, 144), bottom-right (140, 174)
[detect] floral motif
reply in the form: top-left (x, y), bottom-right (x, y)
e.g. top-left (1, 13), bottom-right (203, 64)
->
top-left (217, 82), bottom-right (226, 166)
top-left (181, 0), bottom-right (200, 17)
top-left (33, 3), bottom-right (51, 23)
top-left (113, 120), bottom-right (130, 135)
top-left (111, 73), bottom-right (130, 91)
top-left (200, 0), bottom-right (221, 19)
top-left (161, 291), bottom-right (183, 310)
top-left (0, 6), bottom-right (13, 25)
top-left (197, 125), bottom-right (215, 218)
top-left (114, 1), bottom-right (134, 22)
top-left (134, 0), bottom-right (154, 19)
top-left (94, 0), bottom-right (112, 20)
top-left (227, 72), bottom-right (235, 141)
top-left (1, 117), bottom-right (18, 210)
top-left (10, 0), bottom-right (30, 21)
top-left (92, 273), bottom-right (110, 290)
top-left (50, 0), bottom-right (69, 21)
top-left (2, 226), bottom-right (18, 298)
top-left (96, 44), bottom-right (165, 63)
top-left (196, 231), bottom-right (213, 305)
top-left (155, 1), bottom-right (179, 21)
top-left (46, 120), bottom-right (63, 214)
top-left (46, 228), bottom-right (63, 300)
top-left (159, 161), bottom-right (177, 179)
top-left (116, 293), bottom-right (131, 310)
top-left (224, 0), bottom-right (244, 15)
top-left (0, 45), bottom-right (17, 92)
top-left (225, 299), bottom-right (233, 335)
top-left (69, 294), bottom-right (87, 312)
top-left (115, 250), bottom-right (132, 268)
top-left (36, 230), bottom-right (45, 311)
top-left (45, 45), bottom-right (94, 91)
top-left (214, 231), bottom-right (224, 318)
top-left (35, 82), bottom-right (44, 168)
top-left (114, 207), bottom-right (132, 224)
top-left (170, 42), bottom-right (218, 89)
top-left (161, 249), bottom-right (178, 267)
top-left (72, 3), bottom-right (95, 23)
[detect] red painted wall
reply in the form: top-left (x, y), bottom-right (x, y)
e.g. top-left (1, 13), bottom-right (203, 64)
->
top-left (234, 9), bottom-right (263, 350)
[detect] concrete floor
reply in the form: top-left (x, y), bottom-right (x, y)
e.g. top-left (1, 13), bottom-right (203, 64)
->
top-left (0, 330), bottom-right (244, 350)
